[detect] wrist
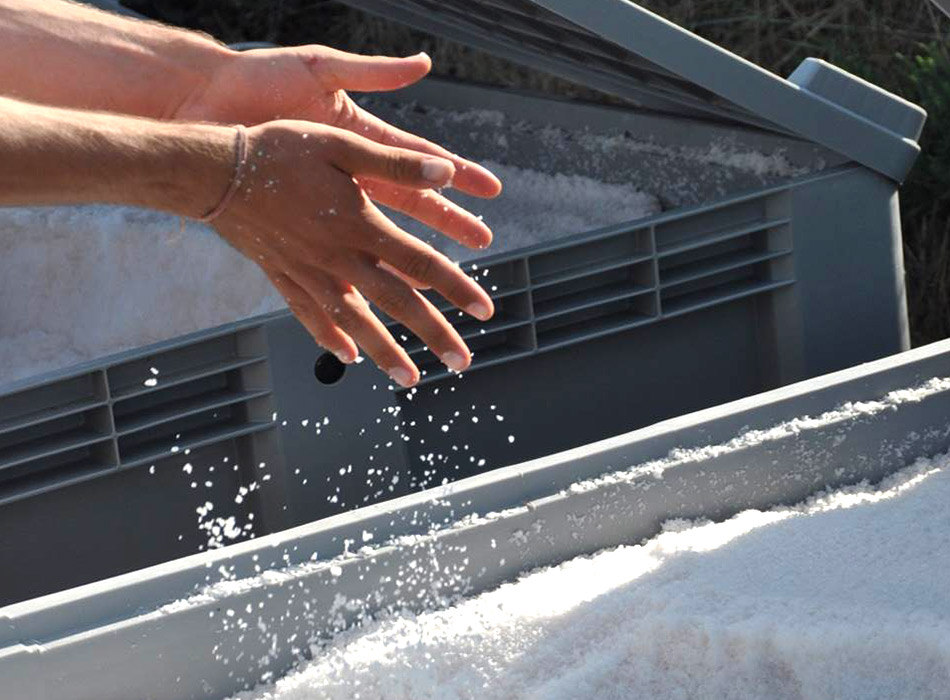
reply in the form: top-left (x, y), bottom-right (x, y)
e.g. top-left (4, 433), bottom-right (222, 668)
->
top-left (159, 38), bottom-right (236, 121)
top-left (145, 121), bottom-right (238, 219)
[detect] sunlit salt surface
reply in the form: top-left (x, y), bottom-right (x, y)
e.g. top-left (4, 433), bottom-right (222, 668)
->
top-left (232, 454), bottom-right (950, 700)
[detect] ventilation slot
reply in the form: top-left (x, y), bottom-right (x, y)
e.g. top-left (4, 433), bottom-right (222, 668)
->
top-left (529, 228), bottom-right (651, 287)
top-left (108, 328), bottom-right (274, 469)
top-left (532, 262), bottom-right (655, 322)
top-left (0, 375), bottom-right (115, 504)
top-left (657, 212), bottom-right (793, 318)
top-left (536, 295), bottom-right (656, 351)
top-left (0, 325), bottom-right (278, 503)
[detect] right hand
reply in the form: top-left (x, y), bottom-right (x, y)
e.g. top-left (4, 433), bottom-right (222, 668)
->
top-left (213, 120), bottom-right (498, 389)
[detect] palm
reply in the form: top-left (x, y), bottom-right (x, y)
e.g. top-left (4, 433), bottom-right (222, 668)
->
top-left (175, 45), bottom-right (502, 201)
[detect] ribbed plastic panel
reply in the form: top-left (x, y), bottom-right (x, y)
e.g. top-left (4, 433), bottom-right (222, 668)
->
top-left (0, 327), bottom-right (275, 505)
top-left (343, 0), bottom-right (777, 130)
top-left (386, 189), bottom-right (793, 385)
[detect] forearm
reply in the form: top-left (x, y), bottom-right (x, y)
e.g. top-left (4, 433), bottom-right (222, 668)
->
top-left (0, 95), bottom-right (234, 217)
top-left (0, 0), bottom-right (231, 118)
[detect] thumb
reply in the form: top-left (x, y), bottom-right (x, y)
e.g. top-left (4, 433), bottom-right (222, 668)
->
top-left (330, 132), bottom-right (456, 189)
top-left (305, 47), bottom-right (432, 92)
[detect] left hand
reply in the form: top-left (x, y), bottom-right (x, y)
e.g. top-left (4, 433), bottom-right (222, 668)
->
top-left (173, 45), bottom-right (502, 228)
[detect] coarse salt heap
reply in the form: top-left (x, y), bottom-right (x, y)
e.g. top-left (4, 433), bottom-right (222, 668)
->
top-left (233, 454), bottom-right (950, 700)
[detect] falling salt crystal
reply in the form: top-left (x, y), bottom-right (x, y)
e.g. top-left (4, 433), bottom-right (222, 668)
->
top-left (301, 419), bottom-right (309, 427)
top-left (148, 465), bottom-right (155, 475)
top-left (144, 378), bottom-right (158, 387)
top-left (182, 463), bottom-right (193, 474)
top-left (508, 435), bottom-right (516, 444)
top-left (149, 367), bottom-right (159, 376)
top-left (329, 565), bottom-right (343, 577)
top-left (441, 425), bottom-right (450, 433)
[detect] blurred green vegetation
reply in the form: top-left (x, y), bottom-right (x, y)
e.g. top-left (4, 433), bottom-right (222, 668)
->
top-left (125, 0), bottom-right (950, 345)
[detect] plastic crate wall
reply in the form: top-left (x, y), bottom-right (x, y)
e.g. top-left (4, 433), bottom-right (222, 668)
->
top-left (0, 83), bottom-right (908, 605)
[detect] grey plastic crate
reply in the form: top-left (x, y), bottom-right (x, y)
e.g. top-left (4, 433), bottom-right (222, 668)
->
top-left (4, 336), bottom-right (950, 700)
top-left (0, 0), bottom-right (926, 606)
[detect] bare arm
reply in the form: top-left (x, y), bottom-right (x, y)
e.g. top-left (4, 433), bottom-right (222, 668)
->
top-left (0, 94), bottom-right (231, 212)
top-left (0, 0), bottom-right (226, 118)
top-left (0, 96), bottom-right (492, 386)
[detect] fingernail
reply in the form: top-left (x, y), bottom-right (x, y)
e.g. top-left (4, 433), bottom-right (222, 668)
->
top-left (422, 159), bottom-right (454, 185)
top-left (388, 367), bottom-right (415, 388)
top-left (334, 348), bottom-right (354, 364)
top-left (466, 302), bottom-right (492, 321)
top-left (442, 351), bottom-right (469, 373)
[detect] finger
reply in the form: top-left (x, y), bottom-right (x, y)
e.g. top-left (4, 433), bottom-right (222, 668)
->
top-left (303, 46), bottom-right (431, 92)
top-left (354, 203), bottom-right (494, 322)
top-left (348, 256), bottom-right (472, 373)
top-left (379, 260), bottom-right (429, 290)
top-left (289, 267), bottom-right (419, 388)
top-left (360, 178), bottom-right (493, 250)
top-left (339, 103), bottom-right (503, 198)
top-left (329, 132), bottom-right (456, 189)
top-left (270, 271), bottom-right (359, 363)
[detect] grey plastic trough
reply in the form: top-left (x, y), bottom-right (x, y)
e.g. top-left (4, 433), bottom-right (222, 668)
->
top-left (4, 337), bottom-right (950, 699)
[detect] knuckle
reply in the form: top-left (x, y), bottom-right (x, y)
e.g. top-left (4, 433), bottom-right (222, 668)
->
top-left (385, 152), bottom-right (416, 183)
top-left (403, 249), bottom-right (436, 284)
top-left (325, 300), bottom-right (356, 328)
top-left (373, 286), bottom-right (407, 315)
top-left (306, 246), bottom-right (340, 270)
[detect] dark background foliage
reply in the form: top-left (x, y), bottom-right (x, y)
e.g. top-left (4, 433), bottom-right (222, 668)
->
top-left (125, 0), bottom-right (950, 346)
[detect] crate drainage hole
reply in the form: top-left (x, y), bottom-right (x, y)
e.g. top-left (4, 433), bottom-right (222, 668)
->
top-left (314, 352), bottom-right (346, 385)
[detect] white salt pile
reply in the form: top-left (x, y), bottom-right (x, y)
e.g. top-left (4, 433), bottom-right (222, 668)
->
top-left (0, 206), bottom-right (284, 385)
top-left (233, 455), bottom-right (950, 700)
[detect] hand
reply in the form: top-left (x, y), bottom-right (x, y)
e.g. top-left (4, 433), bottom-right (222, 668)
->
top-left (174, 45), bottom-right (502, 199)
top-left (213, 120), bottom-right (496, 388)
